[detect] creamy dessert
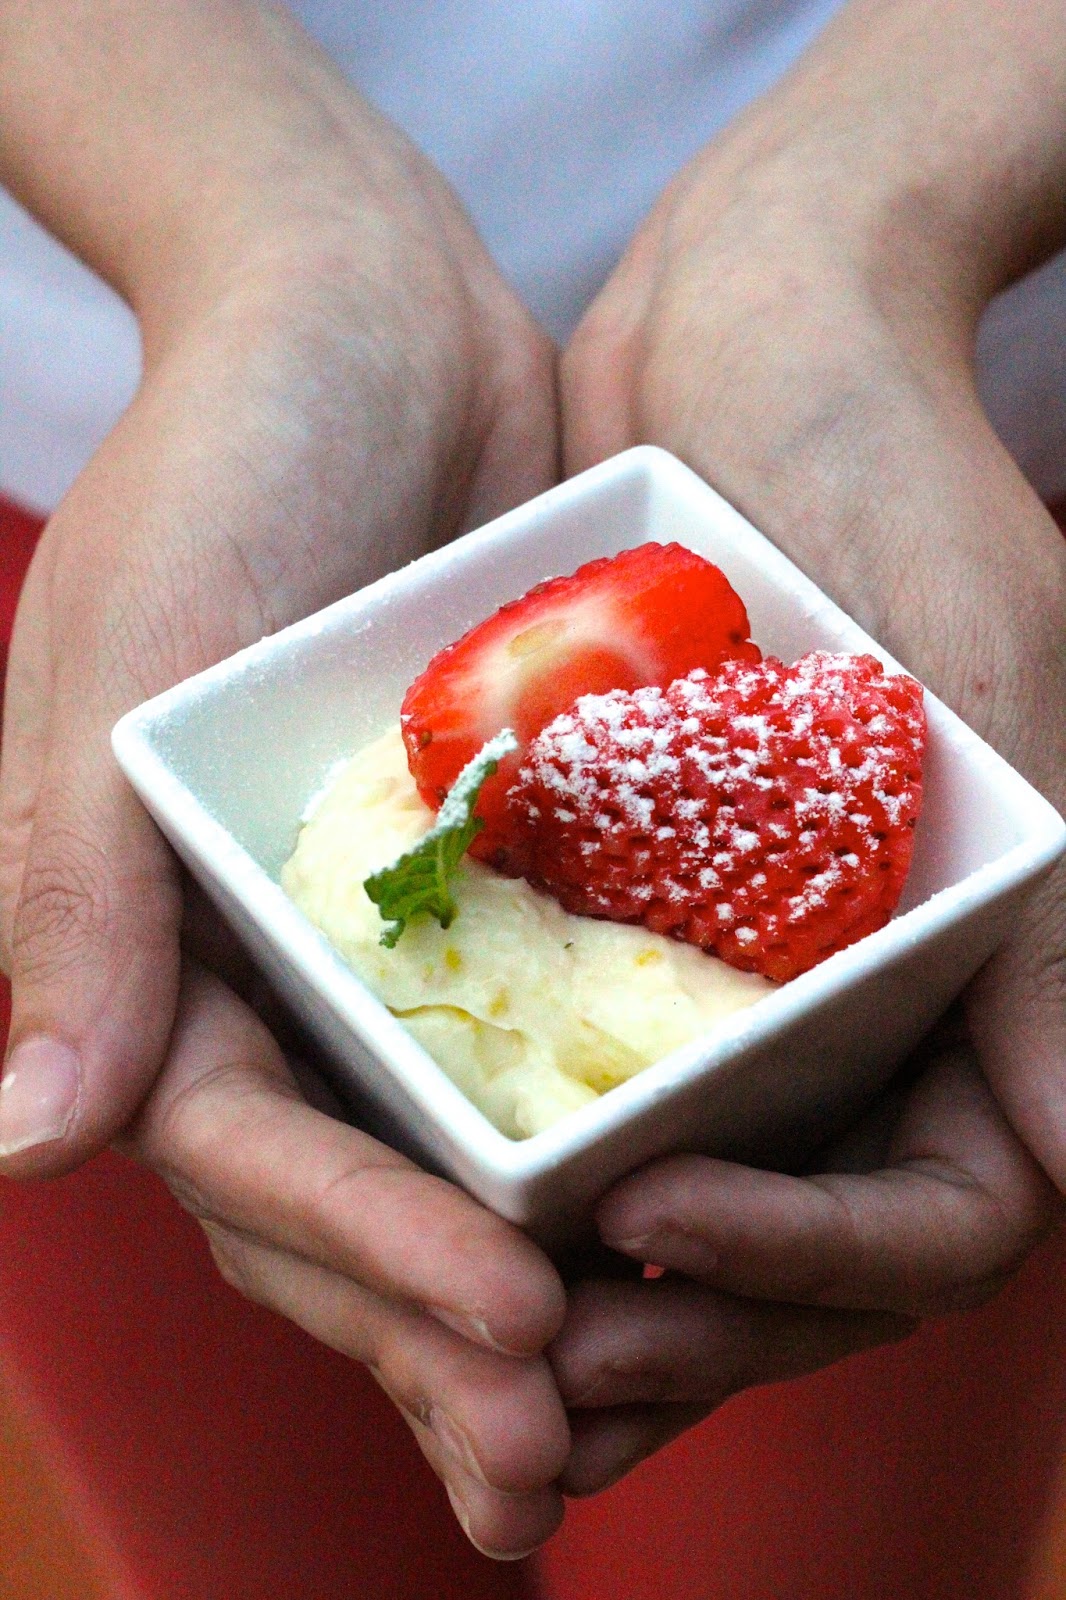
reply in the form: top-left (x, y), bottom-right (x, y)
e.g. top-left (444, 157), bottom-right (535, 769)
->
top-left (281, 541), bottom-right (924, 1140)
top-left (282, 727), bottom-right (774, 1138)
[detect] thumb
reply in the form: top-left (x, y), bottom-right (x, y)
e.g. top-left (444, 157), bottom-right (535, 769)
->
top-left (0, 354), bottom-right (274, 1176)
top-left (968, 867), bottom-right (1066, 1192)
top-left (0, 713), bottom-right (183, 1175)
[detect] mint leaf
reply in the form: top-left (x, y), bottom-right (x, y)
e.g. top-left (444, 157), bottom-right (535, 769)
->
top-left (364, 729), bottom-right (519, 948)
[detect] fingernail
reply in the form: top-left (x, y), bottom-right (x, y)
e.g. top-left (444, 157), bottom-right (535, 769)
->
top-left (0, 1037), bottom-right (81, 1158)
top-left (431, 1305), bottom-right (516, 1354)
top-left (598, 1225), bottom-right (653, 1255)
top-left (445, 1484), bottom-right (474, 1540)
top-left (433, 1408), bottom-right (490, 1486)
top-left (445, 1486), bottom-right (540, 1562)
top-left (596, 1196), bottom-right (654, 1253)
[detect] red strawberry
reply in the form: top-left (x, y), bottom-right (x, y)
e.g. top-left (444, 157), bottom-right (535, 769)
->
top-left (401, 542), bottom-right (759, 860)
top-left (505, 652), bottom-right (926, 982)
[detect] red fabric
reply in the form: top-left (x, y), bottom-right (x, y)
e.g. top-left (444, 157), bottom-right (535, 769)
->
top-left (0, 501), bottom-right (524, 1599)
top-left (0, 1155), bottom-right (533, 1599)
top-left (0, 497), bottom-right (43, 709)
top-left (533, 1238), bottom-right (1066, 1600)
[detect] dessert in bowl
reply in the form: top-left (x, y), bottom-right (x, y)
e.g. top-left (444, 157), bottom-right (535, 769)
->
top-left (280, 542), bottom-right (925, 1142)
top-left (111, 447), bottom-right (1066, 1252)
top-left (280, 723), bottom-right (775, 1141)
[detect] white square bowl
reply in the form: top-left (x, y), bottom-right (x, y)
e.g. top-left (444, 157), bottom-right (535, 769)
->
top-left (112, 447), bottom-right (1065, 1254)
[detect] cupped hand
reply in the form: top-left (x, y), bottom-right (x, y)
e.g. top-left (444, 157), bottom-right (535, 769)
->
top-left (551, 1039), bottom-right (1055, 1493)
top-left (554, 0), bottom-right (1066, 1491)
top-left (119, 965), bottom-right (569, 1556)
top-left (0, 5), bottom-right (565, 1553)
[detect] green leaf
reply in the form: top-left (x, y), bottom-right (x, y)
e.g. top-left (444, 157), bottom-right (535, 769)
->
top-left (364, 729), bottom-right (519, 948)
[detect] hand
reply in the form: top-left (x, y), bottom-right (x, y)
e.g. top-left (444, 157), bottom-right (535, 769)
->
top-left (0, 2), bottom-right (565, 1554)
top-left (550, 1040), bottom-right (1056, 1493)
top-left (554, 0), bottom-right (1066, 1491)
top-left (120, 965), bottom-right (570, 1555)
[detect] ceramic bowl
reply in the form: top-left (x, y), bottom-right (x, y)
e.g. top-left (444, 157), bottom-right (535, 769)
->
top-left (112, 447), bottom-right (1066, 1252)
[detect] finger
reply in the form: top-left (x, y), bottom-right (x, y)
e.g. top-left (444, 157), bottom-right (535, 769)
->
top-left (203, 1226), bottom-right (566, 1559)
top-left (0, 500), bottom-right (189, 1165)
top-left (442, 1467), bottom-right (564, 1562)
top-left (0, 450), bottom-right (244, 1174)
top-left (560, 1403), bottom-right (705, 1498)
top-left (970, 865), bottom-right (1066, 1192)
top-left (202, 1225), bottom-right (570, 1499)
top-left (0, 744), bottom-right (183, 1174)
top-left (409, 1415), bottom-right (565, 1560)
top-left (127, 964), bottom-right (567, 1355)
top-left (597, 1048), bottom-right (1057, 1315)
top-left (553, 1280), bottom-right (910, 1498)
top-left (551, 1278), bottom-right (911, 1412)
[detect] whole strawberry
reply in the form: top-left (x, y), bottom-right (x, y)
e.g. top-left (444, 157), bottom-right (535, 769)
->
top-left (506, 652), bottom-right (926, 982)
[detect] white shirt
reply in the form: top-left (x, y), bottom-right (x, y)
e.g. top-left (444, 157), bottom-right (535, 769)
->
top-left (1, 0), bottom-right (1064, 512)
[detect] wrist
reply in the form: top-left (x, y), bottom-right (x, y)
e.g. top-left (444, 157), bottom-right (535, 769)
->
top-left (0, 3), bottom-right (484, 355)
top-left (681, 0), bottom-right (1066, 340)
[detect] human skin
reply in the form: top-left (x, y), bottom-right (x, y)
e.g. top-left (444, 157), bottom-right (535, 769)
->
top-left (0, 0), bottom-right (1064, 1557)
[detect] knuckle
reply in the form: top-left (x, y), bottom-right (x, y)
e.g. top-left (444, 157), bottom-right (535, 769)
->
top-left (0, 819), bottom-right (33, 977)
top-left (784, 1184), bottom-right (871, 1302)
top-left (310, 1156), bottom-right (408, 1236)
top-left (146, 1059), bottom-right (285, 1180)
top-left (974, 1170), bottom-right (1057, 1267)
top-left (155, 1163), bottom-right (220, 1226)
top-left (12, 826), bottom-right (112, 982)
top-left (912, 1180), bottom-right (1055, 1315)
top-left (153, 1061), bottom-right (241, 1157)
top-left (371, 1365), bottom-right (434, 1432)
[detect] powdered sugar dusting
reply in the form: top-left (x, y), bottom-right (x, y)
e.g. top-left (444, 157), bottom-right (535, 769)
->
top-left (432, 728), bottom-right (518, 835)
top-left (507, 651), bottom-right (926, 983)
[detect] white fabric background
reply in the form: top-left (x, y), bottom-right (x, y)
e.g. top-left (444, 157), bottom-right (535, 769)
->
top-left (1, 0), bottom-right (1063, 513)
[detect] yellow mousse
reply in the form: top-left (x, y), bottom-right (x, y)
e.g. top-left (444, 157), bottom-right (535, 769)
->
top-left (281, 727), bottom-right (774, 1139)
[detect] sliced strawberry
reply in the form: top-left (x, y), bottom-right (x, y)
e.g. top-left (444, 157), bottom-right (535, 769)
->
top-left (401, 542), bottom-right (759, 860)
top-left (507, 652), bottom-right (926, 981)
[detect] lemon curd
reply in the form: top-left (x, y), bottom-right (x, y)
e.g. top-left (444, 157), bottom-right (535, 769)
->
top-left (281, 727), bottom-right (773, 1139)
